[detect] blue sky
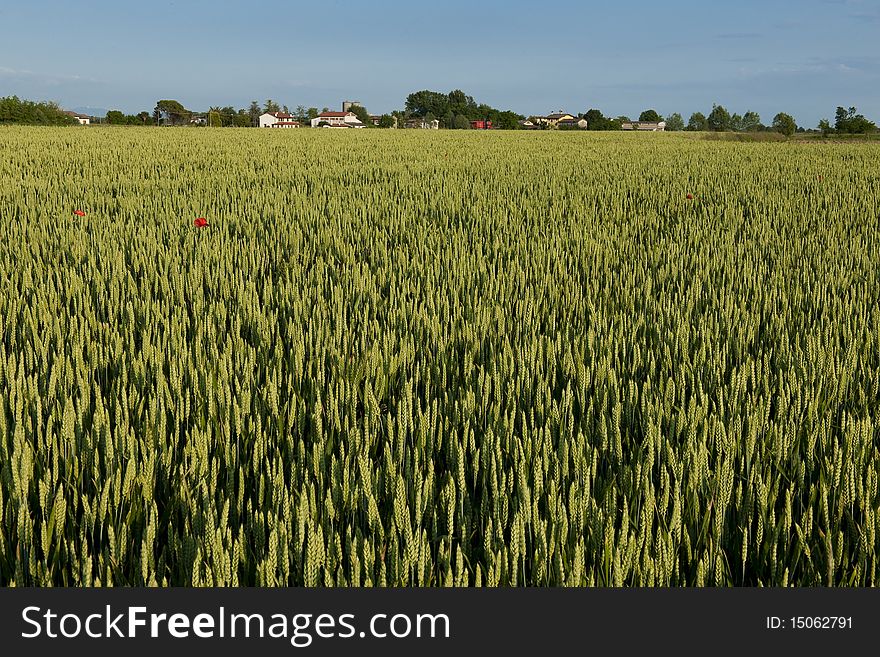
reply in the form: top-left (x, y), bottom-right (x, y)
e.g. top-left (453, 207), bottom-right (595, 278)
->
top-left (1, 0), bottom-right (877, 126)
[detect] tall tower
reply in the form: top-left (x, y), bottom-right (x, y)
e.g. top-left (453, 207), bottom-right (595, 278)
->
top-left (343, 100), bottom-right (361, 113)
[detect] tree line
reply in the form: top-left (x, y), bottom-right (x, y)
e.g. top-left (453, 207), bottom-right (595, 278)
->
top-left (3, 93), bottom-right (876, 135)
top-left (0, 96), bottom-right (79, 126)
top-left (572, 104), bottom-right (875, 136)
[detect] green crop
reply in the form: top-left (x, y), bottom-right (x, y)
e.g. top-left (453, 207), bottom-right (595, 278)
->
top-left (0, 127), bottom-right (878, 586)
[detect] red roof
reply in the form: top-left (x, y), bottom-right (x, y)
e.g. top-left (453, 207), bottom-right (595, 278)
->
top-left (318, 111), bottom-right (352, 117)
top-left (272, 112), bottom-right (295, 119)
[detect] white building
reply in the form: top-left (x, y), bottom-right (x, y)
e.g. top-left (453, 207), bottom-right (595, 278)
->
top-left (64, 111), bottom-right (91, 125)
top-left (310, 111), bottom-right (365, 128)
top-left (620, 121), bottom-right (666, 131)
top-left (259, 112), bottom-right (302, 128)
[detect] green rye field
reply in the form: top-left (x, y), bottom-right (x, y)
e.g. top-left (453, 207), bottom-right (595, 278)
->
top-left (1, 127), bottom-right (878, 586)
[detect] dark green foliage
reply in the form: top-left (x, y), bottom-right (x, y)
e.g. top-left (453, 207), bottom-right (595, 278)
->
top-left (0, 96), bottom-right (78, 125)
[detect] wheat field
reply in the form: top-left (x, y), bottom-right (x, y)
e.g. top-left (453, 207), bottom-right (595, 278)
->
top-left (0, 127), bottom-right (878, 586)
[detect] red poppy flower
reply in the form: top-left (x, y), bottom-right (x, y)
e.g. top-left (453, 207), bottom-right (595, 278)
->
top-left (686, 194), bottom-right (694, 200)
top-left (74, 210), bottom-right (86, 216)
top-left (194, 217), bottom-right (208, 228)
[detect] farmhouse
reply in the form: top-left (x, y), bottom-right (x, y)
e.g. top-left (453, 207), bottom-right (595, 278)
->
top-left (310, 111), bottom-right (365, 128)
top-left (620, 121), bottom-right (666, 131)
top-left (558, 118), bottom-right (588, 130)
top-left (259, 112), bottom-right (301, 128)
top-left (470, 119), bottom-right (492, 130)
top-left (531, 112), bottom-right (575, 128)
top-left (64, 111), bottom-right (91, 125)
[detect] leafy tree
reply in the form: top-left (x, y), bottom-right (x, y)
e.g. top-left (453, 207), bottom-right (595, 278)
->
top-left (348, 104), bottom-right (372, 126)
top-left (687, 112), bottom-right (707, 131)
top-left (264, 99), bottom-right (280, 114)
top-left (0, 95), bottom-right (78, 125)
top-left (583, 109), bottom-right (619, 130)
top-left (835, 106), bottom-right (876, 134)
top-left (377, 114), bottom-right (395, 128)
top-left (248, 101), bottom-right (261, 127)
top-left (208, 110), bottom-right (222, 127)
top-left (492, 110), bottom-right (522, 130)
top-left (404, 88), bottom-right (521, 128)
top-left (154, 100), bottom-right (190, 126)
top-left (106, 110), bottom-right (127, 125)
top-left (452, 114), bottom-right (471, 129)
top-left (707, 104), bottom-right (731, 131)
top-left (730, 113), bottom-right (744, 132)
top-left (772, 112), bottom-right (797, 136)
top-left (294, 105), bottom-right (308, 123)
top-left (817, 118), bottom-right (833, 136)
top-left (639, 109), bottom-right (662, 122)
top-left (664, 112), bottom-right (684, 131)
top-left (307, 108), bottom-right (319, 121)
top-left (406, 90), bottom-right (449, 117)
top-left (742, 111), bottom-right (762, 132)
top-left (136, 111), bottom-right (151, 125)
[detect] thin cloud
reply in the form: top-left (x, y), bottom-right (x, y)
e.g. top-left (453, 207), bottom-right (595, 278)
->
top-left (0, 65), bottom-right (103, 84)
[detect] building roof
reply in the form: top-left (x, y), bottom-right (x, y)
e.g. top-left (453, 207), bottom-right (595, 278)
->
top-left (64, 111), bottom-right (90, 118)
top-left (547, 113), bottom-right (573, 119)
top-left (318, 111), bottom-right (354, 118)
top-left (621, 121), bottom-right (666, 130)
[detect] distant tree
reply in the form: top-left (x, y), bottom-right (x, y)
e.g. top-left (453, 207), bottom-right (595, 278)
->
top-left (730, 113), bottom-right (744, 132)
top-left (452, 114), bottom-right (471, 129)
top-left (406, 90), bottom-right (450, 117)
top-left (294, 105), bottom-right (308, 123)
top-left (741, 110), bottom-right (762, 131)
top-left (616, 115), bottom-right (631, 123)
top-left (349, 104), bottom-right (372, 125)
top-left (263, 99), bottom-right (280, 114)
top-left (136, 111), bottom-right (151, 125)
top-left (583, 109), bottom-right (604, 128)
top-left (583, 108), bottom-right (620, 130)
top-left (639, 109), bottom-right (662, 122)
top-left (377, 114), bottom-right (395, 128)
top-left (492, 110), bottom-right (522, 130)
top-left (687, 112), bottom-right (707, 131)
top-left (0, 95), bottom-right (78, 125)
top-left (154, 99), bottom-right (190, 126)
top-left (772, 112), bottom-right (797, 136)
top-left (208, 110), bottom-right (221, 127)
top-left (282, 105), bottom-right (290, 114)
top-left (664, 112), bottom-right (684, 131)
top-left (248, 101), bottom-right (261, 127)
top-left (234, 109), bottom-right (251, 127)
top-left (707, 104), bottom-right (731, 131)
top-left (106, 110), bottom-right (127, 125)
top-left (835, 105), bottom-right (876, 133)
top-left (306, 107), bottom-right (319, 121)
top-left (447, 89), bottom-right (476, 116)
top-left (404, 88), bottom-right (520, 126)
top-left (817, 118), bottom-right (833, 136)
